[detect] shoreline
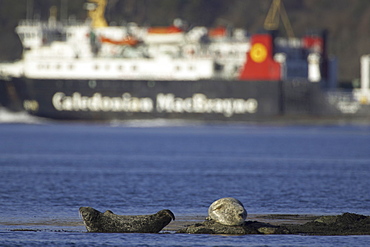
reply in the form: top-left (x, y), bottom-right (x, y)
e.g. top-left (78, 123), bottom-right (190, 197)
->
top-left (163, 214), bottom-right (319, 232)
top-left (0, 214), bottom-right (323, 231)
top-left (2, 213), bottom-right (370, 235)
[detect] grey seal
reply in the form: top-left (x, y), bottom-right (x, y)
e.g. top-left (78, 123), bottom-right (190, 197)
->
top-left (79, 207), bottom-right (175, 233)
top-left (207, 197), bottom-right (247, 226)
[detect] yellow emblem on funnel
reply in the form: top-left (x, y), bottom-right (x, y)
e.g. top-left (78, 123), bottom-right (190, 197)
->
top-left (250, 43), bottom-right (268, 63)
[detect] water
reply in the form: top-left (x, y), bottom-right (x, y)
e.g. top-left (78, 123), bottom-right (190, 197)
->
top-left (1, 116), bottom-right (370, 246)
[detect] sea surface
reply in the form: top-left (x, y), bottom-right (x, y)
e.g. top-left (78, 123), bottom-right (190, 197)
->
top-left (1, 112), bottom-right (370, 246)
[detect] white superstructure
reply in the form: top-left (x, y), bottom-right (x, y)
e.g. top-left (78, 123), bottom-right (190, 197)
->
top-left (353, 55), bottom-right (370, 105)
top-left (0, 0), bottom-right (250, 81)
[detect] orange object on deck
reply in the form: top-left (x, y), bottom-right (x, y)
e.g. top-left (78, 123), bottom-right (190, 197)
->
top-left (100, 36), bottom-right (139, 46)
top-left (147, 26), bottom-right (183, 34)
top-left (208, 27), bottom-right (227, 37)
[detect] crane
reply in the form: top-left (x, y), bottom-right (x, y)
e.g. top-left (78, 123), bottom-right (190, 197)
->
top-left (264, 0), bottom-right (295, 38)
top-left (85, 0), bottom-right (108, 28)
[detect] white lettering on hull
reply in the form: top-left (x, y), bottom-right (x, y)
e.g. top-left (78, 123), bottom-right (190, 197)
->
top-left (52, 92), bottom-right (154, 113)
top-left (52, 92), bottom-right (258, 117)
top-left (156, 93), bottom-right (258, 117)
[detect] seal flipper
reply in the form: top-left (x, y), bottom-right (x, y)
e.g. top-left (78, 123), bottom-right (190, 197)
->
top-left (145, 209), bottom-right (175, 233)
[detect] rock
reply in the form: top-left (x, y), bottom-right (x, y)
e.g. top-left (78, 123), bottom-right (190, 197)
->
top-left (284, 213), bottom-right (370, 235)
top-left (176, 219), bottom-right (290, 235)
top-left (177, 213), bottom-right (370, 235)
top-left (314, 216), bottom-right (337, 224)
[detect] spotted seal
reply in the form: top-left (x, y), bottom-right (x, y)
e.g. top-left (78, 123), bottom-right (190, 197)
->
top-left (79, 207), bottom-right (175, 233)
top-left (207, 197), bottom-right (247, 226)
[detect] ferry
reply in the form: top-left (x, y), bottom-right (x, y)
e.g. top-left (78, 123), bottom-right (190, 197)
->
top-left (1, 0), bottom-right (370, 122)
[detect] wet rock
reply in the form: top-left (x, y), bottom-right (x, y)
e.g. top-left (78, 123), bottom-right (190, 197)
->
top-left (284, 213), bottom-right (370, 235)
top-left (177, 213), bottom-right (370, 235)
top-left (176, 219), bottom-right (290, 235)
top-left (313, 215), bottom-right (338, 224)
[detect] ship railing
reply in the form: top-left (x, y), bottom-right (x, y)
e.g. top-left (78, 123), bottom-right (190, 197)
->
top-left (18, 19), bottom-right (44, 27)
top-left (18, 19), bottom-right (88, 29)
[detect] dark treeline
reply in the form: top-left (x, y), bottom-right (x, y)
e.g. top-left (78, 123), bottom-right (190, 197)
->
top-left (1, 0), bottom-right (370, 82)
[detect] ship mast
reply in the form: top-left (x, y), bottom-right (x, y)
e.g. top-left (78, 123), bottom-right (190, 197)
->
top-left (264, 0), bottom-right (295, 38)
top-left (26, 0), bottom-right (34, 19)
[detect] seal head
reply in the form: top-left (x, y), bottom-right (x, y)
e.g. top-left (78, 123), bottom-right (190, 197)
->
top-left (207, 197), bottom-right (247, 226)
top-left (79, 207), bottom-right (175, 233)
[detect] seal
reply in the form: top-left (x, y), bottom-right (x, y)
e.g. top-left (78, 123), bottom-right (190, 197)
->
top-left (207, 197), bottom-right (247, 226)
top-left (79, 207), bottom-right (175, 233)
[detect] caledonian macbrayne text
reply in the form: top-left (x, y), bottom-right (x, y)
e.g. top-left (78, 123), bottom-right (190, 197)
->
top-left (52, 92), bottom-right (258, 117)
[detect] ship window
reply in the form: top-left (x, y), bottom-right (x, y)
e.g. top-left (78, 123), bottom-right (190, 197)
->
top-left (56, 64), bottom-right (61, 70)
top-left (189, 66), bottom-right (194, 71)
top-left (105, 65), bottom-right (110, 70)
top-left (132, 65), bottom-right (137, 71)
top-left (175, 66), bottom-right (181, 71)
top-left (69, 64), bottom-right (74, 70)
top-left (94, 65), bottom-right (99, 70)
top-left (118, 65), bottom-right (123, 71)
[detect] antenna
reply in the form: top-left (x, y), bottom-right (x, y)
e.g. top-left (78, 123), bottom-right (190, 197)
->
top-left (26, 0), bottom-right (34, 19)
top-left (60, 0), bottom-right (68, 22)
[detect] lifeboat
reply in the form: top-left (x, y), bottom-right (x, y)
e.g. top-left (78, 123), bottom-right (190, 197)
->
top-left (145, 26), bottom-right (184, 44)
top-left (99, 36), bottom-right (139, 46)
top-left (208, 27), bottom-right (228, 38)
top-left (147, 25), bottom-right (183, 34)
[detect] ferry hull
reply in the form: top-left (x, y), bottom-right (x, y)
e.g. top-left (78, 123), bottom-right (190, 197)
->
top-left (8, 78), bottom-right (370, 122)
top-left (12, 78), bottom-right (284, 121)
top-left (0, 80), bottom-right (23, 111)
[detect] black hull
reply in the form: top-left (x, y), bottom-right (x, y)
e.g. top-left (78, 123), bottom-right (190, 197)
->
top-left (7, 78), bottom-right (370, 122)
top-left (0, 80), bottom-right (23, 111)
